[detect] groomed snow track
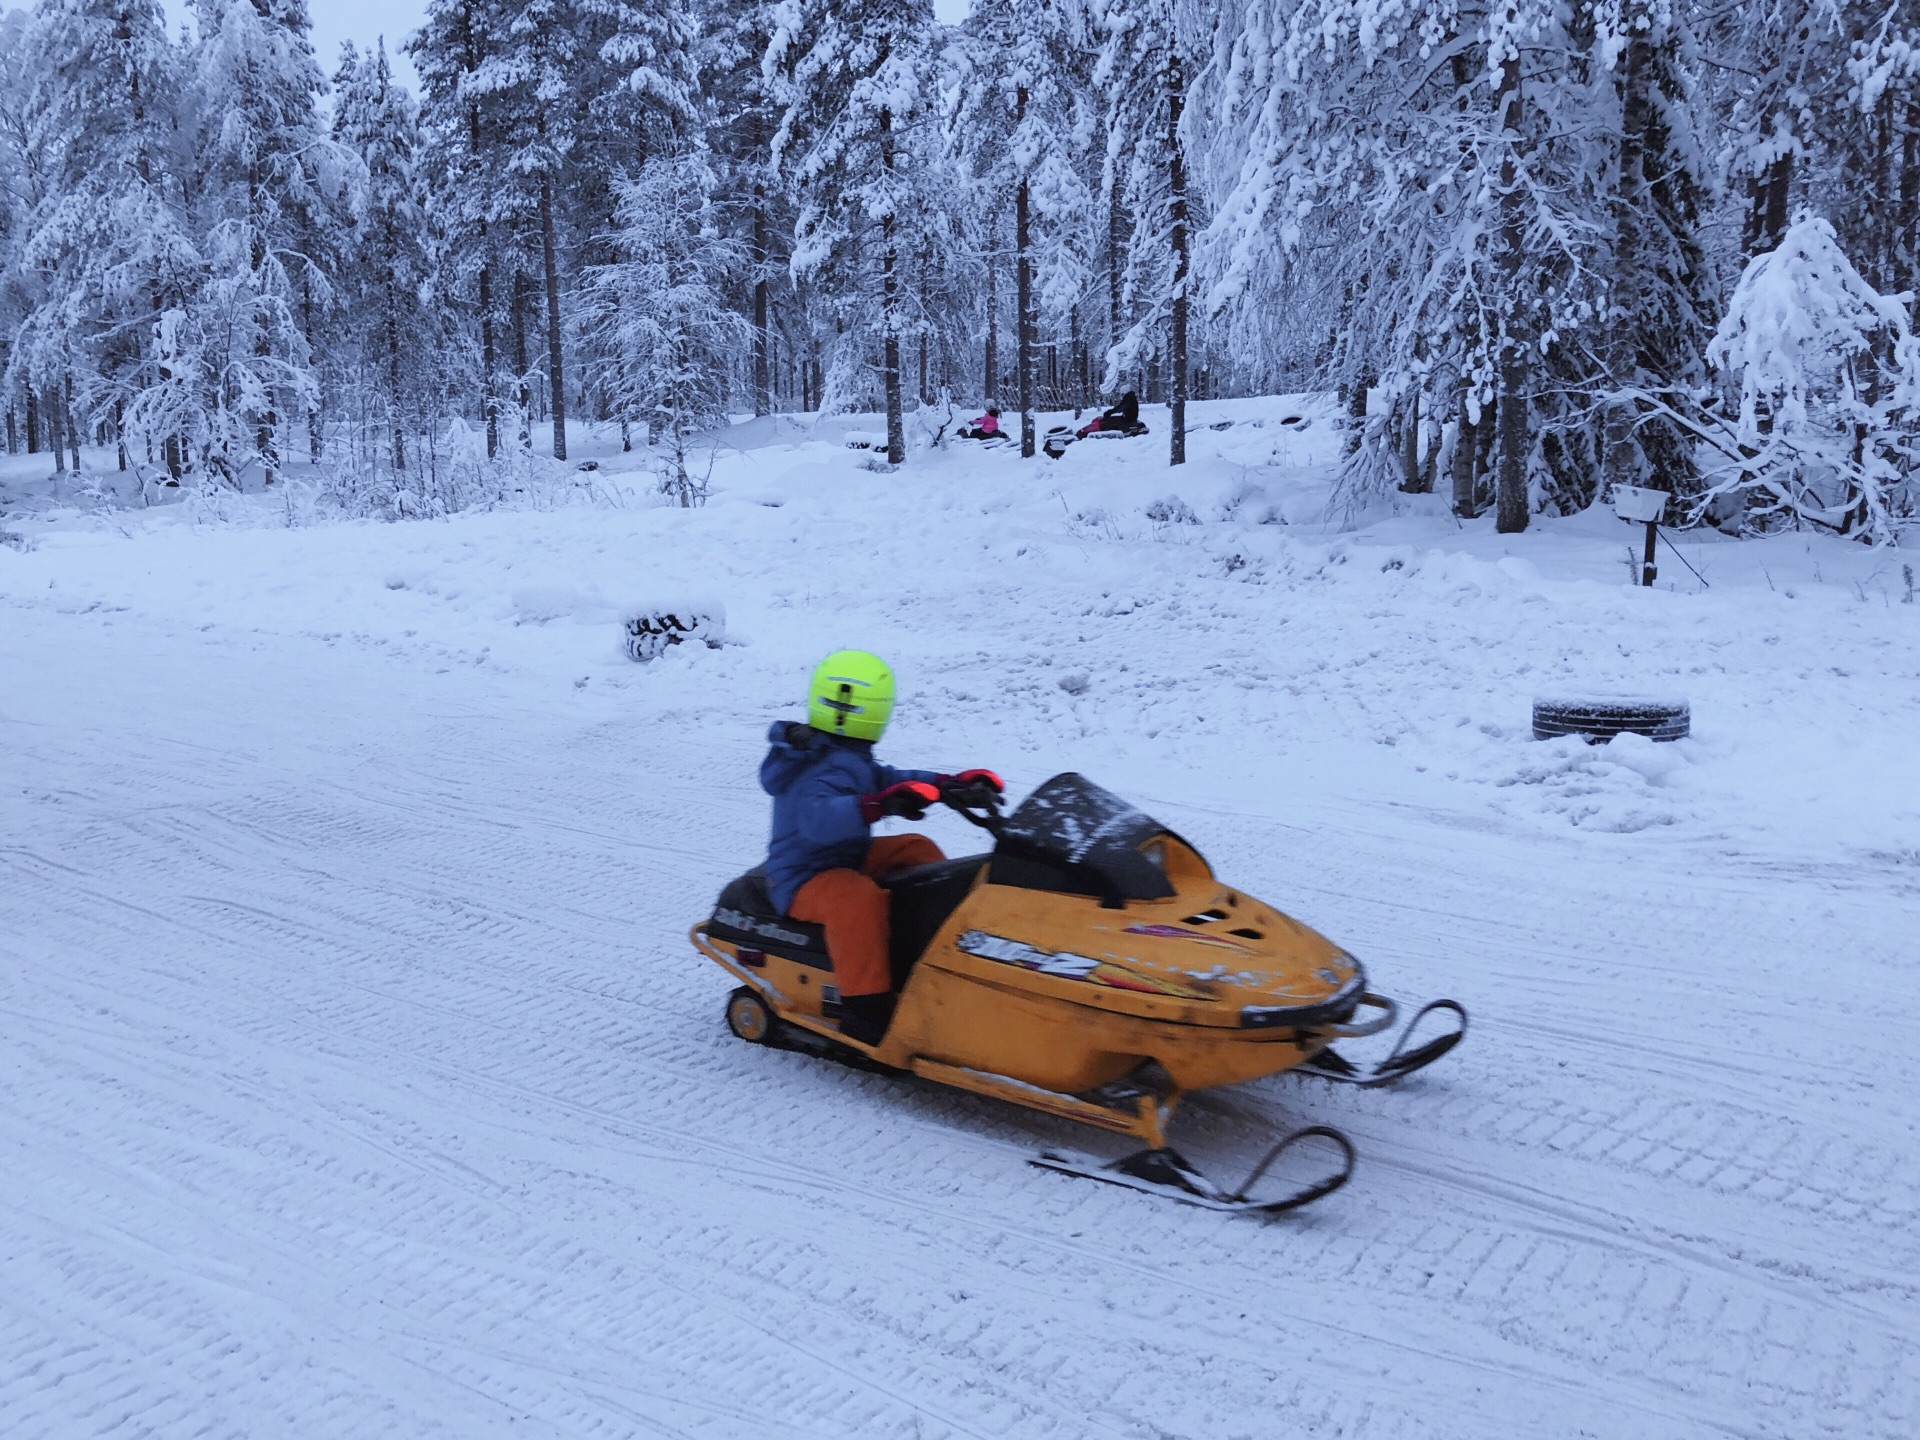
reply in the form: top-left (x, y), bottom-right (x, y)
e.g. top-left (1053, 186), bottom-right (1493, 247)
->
top-left (4, 410), bottom-right (1917, 1439)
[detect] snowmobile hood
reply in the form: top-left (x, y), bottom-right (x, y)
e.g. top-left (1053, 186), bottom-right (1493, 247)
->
top-left (927, 774), bottom-right (1366, 1029)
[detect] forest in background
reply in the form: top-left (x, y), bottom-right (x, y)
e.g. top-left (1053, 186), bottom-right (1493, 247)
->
top-left (0, 0), bottom-right (1916, 539)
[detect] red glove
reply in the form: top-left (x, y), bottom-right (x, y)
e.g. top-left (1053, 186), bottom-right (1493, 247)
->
top-left (950, 769), bottom-right (1003, 792)
top-left (859, 780), bottom-right (940, 824)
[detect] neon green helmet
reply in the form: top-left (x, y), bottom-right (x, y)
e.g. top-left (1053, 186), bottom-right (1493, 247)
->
top-left (808, 649), bottom-right (896, 742)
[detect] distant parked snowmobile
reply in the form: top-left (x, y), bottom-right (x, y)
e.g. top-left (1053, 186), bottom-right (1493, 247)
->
top-left (692, 773), bottom-right (1466, 1214)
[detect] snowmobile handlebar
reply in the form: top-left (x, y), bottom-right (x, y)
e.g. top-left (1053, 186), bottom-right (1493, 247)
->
top-left (940, 780), bottom-right (1007, 835)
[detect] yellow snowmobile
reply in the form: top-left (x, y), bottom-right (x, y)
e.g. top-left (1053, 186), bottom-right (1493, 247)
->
top-left (691, 773), bottom-right (1466, 1213)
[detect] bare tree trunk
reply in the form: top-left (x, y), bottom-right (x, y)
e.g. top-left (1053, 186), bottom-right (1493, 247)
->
top-left (753, 181), bottom-right (771, 416)
top-left (1452, 396), bottom-right (1478, 516)
top-left (1604, 30), bottom-right (1651, 501)
top-left (478, 234), bottom-right (498, 457)
top-left (984, 233), bottom-right (998, 404)
top-left (880, 107), bottom-right (904, 466)
top-left (1494, 46), bottom-right (1530, 534)
top-left (48, 390), bottom-right (65, 472)
top-left (302, 274), bottom-right (322, 464)
top-left (387, 290), bottom-right (407, 471)
top-left (1070, 305), bottom-right (1085, 414)
top-left (1741, 111), bottom-right (1792, 258)
top-left (1344, 366), bottom-right (1369, 458)
top-left (25, 389), bottom-right (38, 453)
top-left (539, 176), bottom-right (567, 461)
top-left (918, 237), bottom-right (932, 405)
top-left (1015, 86), bottom-right (1036, 457)
top-left (116, 400), bottom-right (127, 472)
top-left (1107, 164), bottom-right (1124, 379)
top-left (511, 268), bottom-right (532, 446)
top-left (1398, 395), bottom-right (1426, 491)
top-left (6, 406), bottom-right (16, 454)
top-left (249, 166), bottom-right (278, 488)
top-left (1168, 51), bottom-right (1189, 467)
top-left (64, 375), bottom-right (80, 472)
top-left (1899, 99), bottom-right (1920, 310)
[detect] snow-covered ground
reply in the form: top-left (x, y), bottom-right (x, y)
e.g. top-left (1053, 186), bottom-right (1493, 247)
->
top-left (3, 399), bottom-right (1916, 1439)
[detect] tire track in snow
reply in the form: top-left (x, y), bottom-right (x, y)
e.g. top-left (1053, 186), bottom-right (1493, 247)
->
top-left (4, 598), bottom-right (1914, 1440)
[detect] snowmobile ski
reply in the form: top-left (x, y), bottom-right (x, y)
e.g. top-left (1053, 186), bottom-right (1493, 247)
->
top-left (1298, 999), bottom-right (1468, 1089)
top-left (1032, 1126), bottom-right (1355, 1215)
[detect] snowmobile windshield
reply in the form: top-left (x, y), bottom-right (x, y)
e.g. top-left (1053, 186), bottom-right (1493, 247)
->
top-left (994, 773), bottom-right (1179, 902)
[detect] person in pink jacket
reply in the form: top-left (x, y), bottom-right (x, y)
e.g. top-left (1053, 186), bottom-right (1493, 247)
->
top-left (961, 406), bottom-right (1003, 440)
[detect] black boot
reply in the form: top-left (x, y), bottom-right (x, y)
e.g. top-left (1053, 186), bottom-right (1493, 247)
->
top-left (839, 993), bottom-right (896, 1047)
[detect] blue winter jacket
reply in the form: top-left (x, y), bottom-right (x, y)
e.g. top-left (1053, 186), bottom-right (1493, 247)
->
top-left (760, 722), bottom-right (940, 914)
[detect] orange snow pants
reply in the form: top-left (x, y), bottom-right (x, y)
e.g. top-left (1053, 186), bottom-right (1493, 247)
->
top-left (789, 835), bottom-right (946, 998)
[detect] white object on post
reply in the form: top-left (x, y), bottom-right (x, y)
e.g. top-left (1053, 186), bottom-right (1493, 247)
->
top-left (1611, 485), bottom-right (1669, 586)
top-left (1612, 484), bottom-right (1669, 523)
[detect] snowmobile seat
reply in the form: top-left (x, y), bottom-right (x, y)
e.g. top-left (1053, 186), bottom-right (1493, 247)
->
top-left (709, 867), bottom-right (833, 969)
top-left (879, 855), bottom-right (989, 989)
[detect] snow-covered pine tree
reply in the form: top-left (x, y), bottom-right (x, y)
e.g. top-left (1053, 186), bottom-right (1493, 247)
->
top-left (8, 0), bottom-right (194, 478)
top-left (569, 0), bottom-right (701, 440)
top-left (957, 0), bottom-right (1097, 455)
top-left (1, 8), bottom-right (50, 458)
top-left (580, 152), bottom-right (750, 501)
top-left (1200, 0), bottom-right (1607, 524)
top-left (1597, 0), bottom-right (1715, 507)
top-left (332, 39), bottom-right (437, 474)
top-left (1703, 214), bottom-right (1917, 540)
top-left (468, 0), bottom-right (587, 460)
top-left (700, 0), bottom-right (787, 415)
top-left (767, 0), bottom-right (942, 463)
top-left (183, 0), bottom-right (353, 485)
top-left (1710, 0), bottom-right (1839, 259)
top-left (410, 0), bottom-right (523, 458)
top-left (1827, 5), bottom-right (1920, 307)
top-left (1098, 0), bottom-right (1201, 464)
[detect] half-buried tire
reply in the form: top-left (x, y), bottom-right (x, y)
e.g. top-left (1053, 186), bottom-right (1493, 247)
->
top-left (1533, 697), bottom-right (1689, 743)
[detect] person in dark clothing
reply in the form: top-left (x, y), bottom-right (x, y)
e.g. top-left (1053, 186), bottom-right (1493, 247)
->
top-left (1076, 390), bottom-right (1139, 439)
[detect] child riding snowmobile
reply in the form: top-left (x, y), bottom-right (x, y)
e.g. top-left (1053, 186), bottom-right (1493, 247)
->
top-left (959, 406), bottom-right (1006, 441)
top-left (758, 649), bottom-right (1003, 1045)
top-left (697, 754), bottom-right (1467, 1212)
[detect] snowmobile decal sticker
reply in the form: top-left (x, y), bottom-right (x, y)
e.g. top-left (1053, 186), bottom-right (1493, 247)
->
top-left (1122, 923), bottom-right (1253, 952)
top-left (957, 931), bottom-right (1207, 998)
top-left (959, 930), bottom-right (1100, 977)
top-left (714, 907), bottom-right (816, 948)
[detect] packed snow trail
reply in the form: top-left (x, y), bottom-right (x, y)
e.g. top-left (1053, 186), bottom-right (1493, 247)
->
top-left (3, 403), bottom-right (1917, 1439)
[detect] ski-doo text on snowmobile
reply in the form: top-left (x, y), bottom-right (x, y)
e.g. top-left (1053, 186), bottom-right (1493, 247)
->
top-left (691, 773), bottom-right (1466, 1213)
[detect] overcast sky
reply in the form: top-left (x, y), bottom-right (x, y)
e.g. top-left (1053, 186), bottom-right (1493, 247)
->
top-left (163, 0), bottom-right (973, 105)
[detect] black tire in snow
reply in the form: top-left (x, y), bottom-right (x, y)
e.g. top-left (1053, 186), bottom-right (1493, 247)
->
top-left (1532, 697), bottom-right (1690, 744)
